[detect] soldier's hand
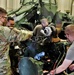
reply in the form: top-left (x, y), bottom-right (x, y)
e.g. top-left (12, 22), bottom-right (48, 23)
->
top-left (47, 69), bottom-right (56, 75)
top-left (69, 64), bottom-right (74, 71)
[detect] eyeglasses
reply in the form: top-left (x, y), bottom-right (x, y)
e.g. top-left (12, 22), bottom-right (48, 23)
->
top-left (0, 16), bottom-right (7, 19)
top-left (2, 16), bottom-right (7, 19)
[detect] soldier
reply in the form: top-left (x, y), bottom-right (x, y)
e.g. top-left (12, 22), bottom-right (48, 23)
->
top-left (33, 18), bottom-right (49, 38)
top-left (0, 7), bottom-right (33, 75)
top-left (6, 16), bottom-right (15, 29)
top-left (0, 7), bottom-right (22, 75)
top-left (47, 24), bottom-right (74, 75)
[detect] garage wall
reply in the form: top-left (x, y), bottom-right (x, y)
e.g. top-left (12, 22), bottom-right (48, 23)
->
top-left (0, 0), bottom-right (74, 16)
top-left (0, 0), bottom-right (21, 12)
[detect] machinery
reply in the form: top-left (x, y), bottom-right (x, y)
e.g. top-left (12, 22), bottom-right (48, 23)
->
top-left (8, 0), bottom-right (73, 75)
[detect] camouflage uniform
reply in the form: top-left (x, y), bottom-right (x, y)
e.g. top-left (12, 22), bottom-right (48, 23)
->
top-left (0, 26), bottom-right (22, 75)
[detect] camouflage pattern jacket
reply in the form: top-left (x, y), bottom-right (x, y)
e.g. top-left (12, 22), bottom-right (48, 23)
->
top-left (0, 26), bottom-right (32, 75)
